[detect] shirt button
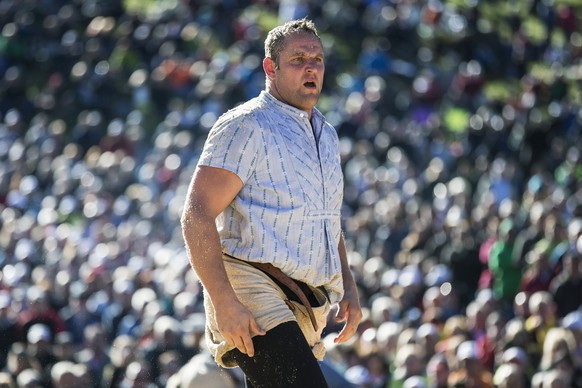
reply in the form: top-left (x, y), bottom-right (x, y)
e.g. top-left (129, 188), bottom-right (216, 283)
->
top-left (300, 113), bottom-right (305, 118)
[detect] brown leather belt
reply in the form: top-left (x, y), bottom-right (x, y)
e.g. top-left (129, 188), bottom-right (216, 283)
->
top-left (225, 254), bottom-right (319, 331)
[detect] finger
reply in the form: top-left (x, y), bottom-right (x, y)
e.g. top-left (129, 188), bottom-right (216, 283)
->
top-left (242, 334), bottom-right (255, 357)
top-left (335, 307), bottom-right (362, 343)
top-left (231, 336), bottom-right (247, 355)
top-left (334, 320), bottom-right (357, 343)
top-left (335, 303), bottom-right (347, 322)
top-left (334, 329), bottom-right (348, 343)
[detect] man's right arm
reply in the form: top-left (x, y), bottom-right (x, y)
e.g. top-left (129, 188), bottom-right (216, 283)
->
top-left (181, 165), bottom-right (265, 356)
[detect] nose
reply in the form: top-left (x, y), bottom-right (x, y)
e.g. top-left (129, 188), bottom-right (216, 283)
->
top-left (305, 58), bottom-right (322, 72)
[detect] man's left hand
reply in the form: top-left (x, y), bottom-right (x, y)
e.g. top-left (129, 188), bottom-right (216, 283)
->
top-left (333, 287), bottom-right (362, 343)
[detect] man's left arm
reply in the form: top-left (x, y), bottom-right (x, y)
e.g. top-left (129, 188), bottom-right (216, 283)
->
top-left (333, 232), bottom-right (362, 343)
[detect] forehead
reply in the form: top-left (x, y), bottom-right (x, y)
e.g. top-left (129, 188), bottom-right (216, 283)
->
top-left (280, 32), bottom-right (323, 55)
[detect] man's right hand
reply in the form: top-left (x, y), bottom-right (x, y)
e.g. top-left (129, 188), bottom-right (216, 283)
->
top-left (214, 300), bottom-right (266, 357)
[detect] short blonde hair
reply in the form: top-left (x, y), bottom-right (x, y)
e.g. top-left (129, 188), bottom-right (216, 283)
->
top-left (264, 19), bottom-right (320, 65)
top-left (540, 327), bottom-right (579, 371)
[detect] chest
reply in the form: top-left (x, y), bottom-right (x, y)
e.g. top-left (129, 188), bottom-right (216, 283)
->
top-left (251, 113), bottom-right (342, 207)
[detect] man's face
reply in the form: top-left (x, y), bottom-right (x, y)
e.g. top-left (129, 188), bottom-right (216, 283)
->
top-left (265, 32), bottom-right (324, 115)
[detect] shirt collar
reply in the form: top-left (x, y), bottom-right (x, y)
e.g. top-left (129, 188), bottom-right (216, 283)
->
top-left (260, 91), bottom-right (324, 124)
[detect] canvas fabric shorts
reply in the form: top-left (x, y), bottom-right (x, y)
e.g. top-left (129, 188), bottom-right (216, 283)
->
top-left (204, 254), bottom-right (331, 368)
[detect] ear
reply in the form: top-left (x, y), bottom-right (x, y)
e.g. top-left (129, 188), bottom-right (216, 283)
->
top-left (263, 57), bottom-right (276, 81)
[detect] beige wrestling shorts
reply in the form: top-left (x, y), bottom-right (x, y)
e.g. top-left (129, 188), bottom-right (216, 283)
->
top-left (204, 255), bottom-right (330, 368)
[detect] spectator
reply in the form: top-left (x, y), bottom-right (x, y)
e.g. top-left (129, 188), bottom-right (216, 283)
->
top-left (25, 324), bottom-right (57, 381)
top-left (0, 292), bottom-right (17, 370)
top-left (60, 282), bottom-right (101, 345)
top-left (513, 291), bottom-right (531, 320)
top-left (493, 362), bottom-right (526, 388)
top-left (4, 343), bottom-right (41, 383)
top-left (415, 323), bottom-right (440, 363)
top-left (531, 369), bottom-right (572, 388)
top-left (447, 340), bottom-right (493, 388)
top-left (15, 369), bottom-right (44, 388)
top-left (17, 287), bottom-right (66, 342)
top-left (465, 300), bottom-right (488, 344)
top-left (488, 218), bottom-right (523, 305)
top-left (142, 315), bottom-right (194, 383)
top-left (519, 240), bottom-right (556, 296)
top-left (402, 375), bottom-right (426, 388)
top-left (499, 346), bottom-right (531, 386)
top-left (75, 324), bottom-right (109, 386)
top-left (166, 351), bottom-right (237, 388)
top-left (562, 311), bottom-right (582, 362)
top-left (0, 0), bottom-right (581, 387)
top-left (50, 361), bottom-right (90, 388)
top-left (513, 203), bottom-right (545, 268)
top-left (118, 360), bottom-right (155, 388)
top-left (526, 291), bottom-right (558, 361)
top-left (502, 318), bottom-right (539, 368)
top-left (101, 335), bottom-right (138, 388)
top-left (388, 343), bottom-right (425, 388)
top-left (440, 222), bottom-right (482, 306)
top-left (52, 332), bottom-right (76, 363)
top-left (538, 327), bottom-right (582, 387)
top-left (425, 353), bottom-right (449, 388)
top-left (478, 311), bottom-right (506, 371)
top-left (0, 372), bottom-right (15, 388)
top-left (155, 351), bottom-right (181, 388)
top-left (100, 278), bottom-right (135, 342)
top-left (550, 253), bottom-right (582, 318)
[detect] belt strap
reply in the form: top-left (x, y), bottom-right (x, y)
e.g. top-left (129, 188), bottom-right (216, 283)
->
top-left (225, 254), bottom-right (319, 331)
top-left (247, 261), bottom-right (319, 331)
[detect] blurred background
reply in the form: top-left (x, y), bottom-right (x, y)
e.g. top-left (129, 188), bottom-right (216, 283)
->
top-left (1, 0), bottom-right (582, 387)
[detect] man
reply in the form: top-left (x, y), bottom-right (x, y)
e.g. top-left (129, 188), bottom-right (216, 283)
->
top-left (519, 240), bottom-right (556, 296)
top-left (426, 353), bottom-right (449, 388)
top-left (550, 253), bottom-right (582, 318)
top-left (488, 218), bottom-right (522, 304)
top-left (181, 18), bottom-right (362, 387)
top-left (447, 340), bottom-right (493, 388)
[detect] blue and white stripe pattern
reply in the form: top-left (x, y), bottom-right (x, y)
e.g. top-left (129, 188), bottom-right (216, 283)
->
top-left (198, 91), bottom-right (344, 303)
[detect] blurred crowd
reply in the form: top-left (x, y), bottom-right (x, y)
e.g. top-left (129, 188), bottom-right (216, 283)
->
top-left (0, 0), bottom-right (582, 387)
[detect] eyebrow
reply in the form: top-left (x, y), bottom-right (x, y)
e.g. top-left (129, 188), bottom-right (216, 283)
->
top-left (287, 49), bottom-right (324, 57)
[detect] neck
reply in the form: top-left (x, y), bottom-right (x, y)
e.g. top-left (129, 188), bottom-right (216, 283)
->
top-left (265, 88), bottom-right (313, 120)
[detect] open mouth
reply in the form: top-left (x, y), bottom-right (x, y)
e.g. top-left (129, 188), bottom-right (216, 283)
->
top-left (304, 81), bottom-right (317, 89)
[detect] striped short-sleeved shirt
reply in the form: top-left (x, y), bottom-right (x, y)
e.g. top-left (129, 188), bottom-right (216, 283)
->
top-left (198, 91), bottom-right (344, 303)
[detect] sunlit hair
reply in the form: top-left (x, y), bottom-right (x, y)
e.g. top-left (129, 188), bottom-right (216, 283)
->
top-left (528, 290), bottom-right (553, 315)
top-left (540, 327), bottom-right (579, 371)
top-left (493, 363), bottom-right (522, 388)
top-left (393, 343), bottom-right (425, 379)
top-left (264, 18), bottom-right (320, 65)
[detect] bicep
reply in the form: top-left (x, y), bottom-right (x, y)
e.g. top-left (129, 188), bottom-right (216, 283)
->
top-left (183, 165), bottom-right (244, 220)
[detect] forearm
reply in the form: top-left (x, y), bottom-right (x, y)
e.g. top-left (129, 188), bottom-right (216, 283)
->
top-left (333, 231), bottom-right (362, 343)
top-left (338, 233), bottom-right (358, 295)
top-left (181, 211), bottom-right (238, 306)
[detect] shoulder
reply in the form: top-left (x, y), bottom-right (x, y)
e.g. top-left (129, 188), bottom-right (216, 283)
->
top-left (214, 98), bottom-right (263, 129)
top-left (204, 102), bottom-right (267, 148)
top-left (549, 273), bottom-right (567, 291)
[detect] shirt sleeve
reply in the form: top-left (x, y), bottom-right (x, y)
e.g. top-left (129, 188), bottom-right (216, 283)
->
top-left (197, 113), bottom-right (260, 183)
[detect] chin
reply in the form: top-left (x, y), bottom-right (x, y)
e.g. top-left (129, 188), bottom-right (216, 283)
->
top-left (302, 92), bottom-right (320, 103)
